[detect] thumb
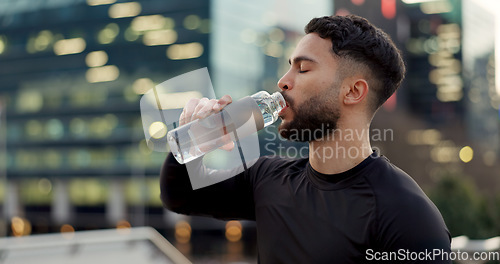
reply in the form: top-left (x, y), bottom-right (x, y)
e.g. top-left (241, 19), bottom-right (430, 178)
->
top-left (219, 141), bottom-right (235, 151)
top-left (213, 95), bottom-right (232, 111)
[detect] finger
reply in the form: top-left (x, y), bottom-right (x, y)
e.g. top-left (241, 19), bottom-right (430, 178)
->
top-left (213, 95), bottom-right (233, 111)
top-left (218, 134), bottom-right (235, 151)
top-left (196, 99), bottom-right (218, 119)
top-left (191, 97), bottom-right (209, 120)
top-left (219, 141), bottom-right (235, 151)
top-left (182, 98), bottom-right (201, 124)
top-left (179, 111), bottom-right (186, 126)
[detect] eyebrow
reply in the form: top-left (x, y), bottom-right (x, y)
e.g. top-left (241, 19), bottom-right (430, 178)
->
top-left (288, 56), bottom-right (318, 65)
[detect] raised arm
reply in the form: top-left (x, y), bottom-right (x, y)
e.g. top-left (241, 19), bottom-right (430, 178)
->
top-left (159, 95), bottom-right (256, 220)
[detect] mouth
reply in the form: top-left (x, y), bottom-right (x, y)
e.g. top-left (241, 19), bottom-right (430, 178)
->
top-left (278, 101), bottom-right (289, 117)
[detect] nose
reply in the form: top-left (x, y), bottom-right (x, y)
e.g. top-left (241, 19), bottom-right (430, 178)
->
top-left (277, 70), bottom-right (292, 91)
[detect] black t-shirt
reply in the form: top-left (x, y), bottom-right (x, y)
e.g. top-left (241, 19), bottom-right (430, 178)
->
top-left (160, 151), bottom-right (451, 263)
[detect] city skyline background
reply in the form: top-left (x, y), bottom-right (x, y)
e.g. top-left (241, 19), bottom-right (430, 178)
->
top-left (0, 0), bottom-right (499, 262)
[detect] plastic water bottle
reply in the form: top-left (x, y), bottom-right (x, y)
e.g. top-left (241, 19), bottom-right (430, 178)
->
top-left (167, 91), bottom-right (285, 164)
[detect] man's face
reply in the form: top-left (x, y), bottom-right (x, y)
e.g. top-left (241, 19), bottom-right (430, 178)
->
top-left (277, 33), bottom-right (342, 142)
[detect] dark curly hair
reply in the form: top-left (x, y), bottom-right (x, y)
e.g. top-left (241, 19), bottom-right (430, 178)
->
top-left (305, 15), bottom-right (405, 113)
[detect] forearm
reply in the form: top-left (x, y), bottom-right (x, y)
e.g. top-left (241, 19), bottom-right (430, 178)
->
top-left (159, 153), bottom-right (257, 220)
top-left (160, 153), bottom-right (197, 215)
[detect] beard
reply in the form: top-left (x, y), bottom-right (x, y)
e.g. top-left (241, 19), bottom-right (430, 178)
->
top-left (278, 86), bottom-right (341, 142)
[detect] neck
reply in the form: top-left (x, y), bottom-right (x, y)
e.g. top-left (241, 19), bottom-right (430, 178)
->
top-left (308, 125), bottom-right (372, 174)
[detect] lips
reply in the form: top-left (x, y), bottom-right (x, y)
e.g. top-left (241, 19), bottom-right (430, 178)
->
top-left (279, 106), bottom-right (287, 116)
top-left (279, 101), bottom-right (289, 117)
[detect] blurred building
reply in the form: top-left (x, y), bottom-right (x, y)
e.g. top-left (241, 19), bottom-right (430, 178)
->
top-left (334, 0), bottom-right (463, 122)
top-left (396, 0), bottom-right (500, 190)
top-left (403, 0), bottom-right (464, 125)
top-left (460, 0), bottom-right (500, 190)
top-left (333, 0), bottom-right (499, 193)
top-left (0, 0), bottom-right (331, 261)
top-left (0, 0), bottom-right (209, 237)
top-left (462, 0), bottom-right (499, 160)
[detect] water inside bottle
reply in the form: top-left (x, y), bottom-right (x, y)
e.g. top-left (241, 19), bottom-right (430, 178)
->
top-left (261, 107), bottom-right (275, 127)
top-left (167, 111), bottom-right (234, 164)
top-left (168, 91), bottom-right (284, 164)
top-left (254, 91), bottom-right (285, 127)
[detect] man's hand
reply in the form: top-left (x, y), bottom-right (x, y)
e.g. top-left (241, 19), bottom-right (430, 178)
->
top-left (179, 95), bottom-right (234, 151)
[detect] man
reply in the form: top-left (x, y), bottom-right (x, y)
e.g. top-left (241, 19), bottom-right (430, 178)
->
top-left (161, 15), bottom-right (451, 263)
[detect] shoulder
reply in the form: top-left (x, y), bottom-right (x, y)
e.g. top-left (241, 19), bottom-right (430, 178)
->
top-left (364, 156), bottom-right (451, 250)
top-left (364, 156), bottom-right (432, 206)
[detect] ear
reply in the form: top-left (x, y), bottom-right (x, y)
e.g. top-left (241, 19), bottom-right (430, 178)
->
top-left (343, 79), bottom-right (369, 105)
